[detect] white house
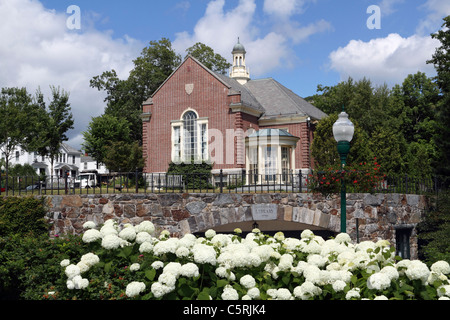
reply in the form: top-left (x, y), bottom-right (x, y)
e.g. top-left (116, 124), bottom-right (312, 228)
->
top-left (80, 154), bottom-right (108, 175)
top-left (3, 143), bottom-right (82, 178)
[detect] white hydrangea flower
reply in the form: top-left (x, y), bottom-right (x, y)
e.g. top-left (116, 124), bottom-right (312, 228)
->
top-left (180, 263), bottom-right (199, 278)
top-left (332, 280), bottom-right (347, 292)
top-left (65, 264), bottom-right (81, 280)
top-left (139, 241), bottom-right (154, 253)
top-left (126, 281), bottom-right (146, 298)
top-left (380, 266), bottom-right (399, 281)
top-left (60, 259), bottom-right (70, 267)
top-left (345, 288), bottom-right (361, 300)
top-left (335, 233), bottom-right (351, 244)
top-left (158, 273), bottom-right (177, 287)
top-left (405, 260), bottom-right (430, 284)
top-left (221, 285), bottom-right (239, 300)
top-left (119, 227), bottom-right (136, 242)
top-left (192, 243), bottom-right (217, 265)
top-left (82, 229), bottom-right (102, 243)
top-left (163, 262), bottom-right (182, 277)
top-left (136, 231), bottom-right (153, 244)
top-left (151, 261), bottom-right (164, 270)
top-left (76, 261), bottom-right (89, 273)
top-left (130, 263), bottom-right (140, 272)
top-left (294, 281), bottom-right (321, 300)
top-left (101, 234), bottom-right (121, 250)
top-left (80, 253), bottom-right (100, 268)
top-left (274, 232), bottom-right (285, 241)
top-left (205, 229), bottom-right (216, 239)
top-left (275, 288), bottom-right (293, 300)
top-left (278, 254), bottom-right (294, 271)
top-left (83, 221), bottom-right (96, 229)
top-left (437, 285), bottom-right (450, 298)
top-left (367, 272), bottom-right (392, 291)
top-left (240, 274), bottom-right (256, 289)
top-left (153, 238), bottom-right (179, 256)
top-left (136, 221), bottom-right (155, 235)
top-left (151, 282), bottom-right (173, 298)
top-left (300, 229), bottom-right (315, 240)
top-left (72, 275), bottom-right (89, 290)
top-left (176, 246), bottom-right (190, 258)
top-left (307, 254), bottom-right (328, 268)
top-left (247, 287), bottom-right (260, 299)
top-left (431, 261), bottom-right (450, 275)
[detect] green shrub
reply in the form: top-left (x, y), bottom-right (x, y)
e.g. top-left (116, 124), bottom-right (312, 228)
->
top-left (167, 161), bottom-right (213, 190)
top-left (0, 233), bottom-right (87, 300)
top-left (0, 196), bottom-right (48, 237)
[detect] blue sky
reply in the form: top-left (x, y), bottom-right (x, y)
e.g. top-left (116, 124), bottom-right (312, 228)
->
top-left (1, 0), bottom-right (449, 150)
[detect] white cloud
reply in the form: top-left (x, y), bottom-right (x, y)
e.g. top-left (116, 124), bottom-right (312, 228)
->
top-left (0, 0), bottom-right (143, 150)
top-left (173, 0), bottom-right (330, 76)
top-left (328, 33), bottom-right (439, 86)
top-left (378, 0), bottom-right (405, 16)
top-left (417, 0), bottom-right (450, 35)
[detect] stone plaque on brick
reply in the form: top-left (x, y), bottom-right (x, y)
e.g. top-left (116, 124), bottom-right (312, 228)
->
top-left (251, 204), bottom-right (277, 221)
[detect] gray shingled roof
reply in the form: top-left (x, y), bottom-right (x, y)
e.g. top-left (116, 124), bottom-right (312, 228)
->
top-left (215, 72), bottom-right (327, 121)
top-left (243, 78), bottom-right (327, 121)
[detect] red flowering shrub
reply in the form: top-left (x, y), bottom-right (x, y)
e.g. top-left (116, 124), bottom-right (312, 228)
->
top-left (307, 158), bottom-right (386, 196)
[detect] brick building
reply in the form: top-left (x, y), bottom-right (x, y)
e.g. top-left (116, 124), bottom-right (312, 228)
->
top-left (141, 40), bottom-right (327, 186)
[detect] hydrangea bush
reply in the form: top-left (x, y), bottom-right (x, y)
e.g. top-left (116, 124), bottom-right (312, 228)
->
top-left (48, 220), bottom-right (450, 300)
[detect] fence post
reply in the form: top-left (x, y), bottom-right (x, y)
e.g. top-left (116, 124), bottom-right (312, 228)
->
top-left (135, 168), bottom-right (139, 194)
top-left (219, 169), bottom-right (223, 193)
top-left (64, 172), bottom-right (68, 195)
top-left (298, 171), bottom-right (302, 193)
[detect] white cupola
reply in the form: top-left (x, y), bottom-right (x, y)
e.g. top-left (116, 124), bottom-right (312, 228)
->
top-left (230, 38), bottom-right (250, 85)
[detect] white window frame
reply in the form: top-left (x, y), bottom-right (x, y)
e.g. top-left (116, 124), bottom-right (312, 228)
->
top-left (171, 109), bottom-right (209, 163)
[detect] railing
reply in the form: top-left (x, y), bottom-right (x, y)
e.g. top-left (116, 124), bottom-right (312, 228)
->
top-left (0, 170), bottom-right (447, 196)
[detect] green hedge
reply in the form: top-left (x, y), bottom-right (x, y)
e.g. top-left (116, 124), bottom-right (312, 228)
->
top-left (0, 196), bottom-right (48, 237)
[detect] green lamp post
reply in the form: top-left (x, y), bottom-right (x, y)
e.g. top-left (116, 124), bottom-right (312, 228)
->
top-left (332, 108), bottom-right (354, 234)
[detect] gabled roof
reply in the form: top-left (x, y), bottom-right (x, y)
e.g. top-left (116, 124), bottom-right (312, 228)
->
top-left (61, 143), bottom-right (82, 155)
top-left (142, 54), bottom-right (327, 121)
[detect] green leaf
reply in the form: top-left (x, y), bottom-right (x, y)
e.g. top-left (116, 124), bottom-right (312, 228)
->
top-left (145, 268), bottom-right (156, 281)
top-left (104, 261), bottom-right (112, 273)
top-left (197, 291), bottom-right (211, 300)
top-left (217, 279), bottom-right (228, 288)
top-left (178, 284), bottom-right (196, 298)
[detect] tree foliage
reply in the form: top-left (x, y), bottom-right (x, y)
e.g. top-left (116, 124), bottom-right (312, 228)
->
top-left (82, 114), bottom-right (131, 166)
top-left (310, 72), bottom-right (439, 178)
top-left (427, 16), bottom-right (450, 179)
top-left (186, 42), bottom-right (232, 75)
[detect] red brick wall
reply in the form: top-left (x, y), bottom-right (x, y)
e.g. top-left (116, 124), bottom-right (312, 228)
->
top-left (143, 57), bottom-right (259, 173)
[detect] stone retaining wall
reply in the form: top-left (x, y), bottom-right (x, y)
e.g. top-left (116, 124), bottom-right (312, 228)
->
top-left (44, 192), bottom-right (427, 259)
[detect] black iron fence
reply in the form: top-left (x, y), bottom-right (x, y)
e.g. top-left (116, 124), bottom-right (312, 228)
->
top-left (0, 170), bottom-right (448, 196)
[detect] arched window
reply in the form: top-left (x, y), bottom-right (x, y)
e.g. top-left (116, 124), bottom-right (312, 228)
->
top-left (183, 111), bottom-right (198, 161)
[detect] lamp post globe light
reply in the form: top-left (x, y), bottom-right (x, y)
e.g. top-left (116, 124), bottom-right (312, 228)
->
top-left (332, 108), bottom-right (355, 234)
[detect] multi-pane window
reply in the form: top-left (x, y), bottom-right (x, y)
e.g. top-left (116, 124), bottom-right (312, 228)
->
top-left (173, 126), bottom-right (181, 162)
top-left (171, 110), bottom-right (208, 163)
top-left (248, 147), bottom-right (258, 184)
top-left (281, 147), bottom-right (290, 183)
top-left (183, 111), bottom-right (198, 161)
top-left (263, 146), bottom-right (277, 182)
top-left (201, 123), bottom-right (208, 161)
